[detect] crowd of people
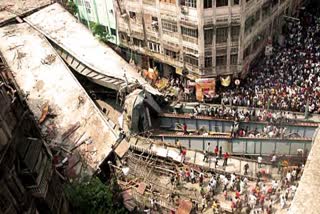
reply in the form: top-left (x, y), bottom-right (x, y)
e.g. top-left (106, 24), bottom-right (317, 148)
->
top-left (167, 159), bottom-right (304, 214)
top-left (233, 123), bottom-right (289, 139)
top-left (187, 104), bottom-right (297, 124)
top-left (219, 10), bottom-right (320, 114)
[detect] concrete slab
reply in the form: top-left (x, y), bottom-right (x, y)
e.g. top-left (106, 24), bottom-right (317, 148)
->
top-left (24, 3), bottom-right (161, 96)
top-left (185, 150), bottom-right (196, 164)
top-left (0, 23), bottom-right (118, 174)
top-left (0, 0), bottom-right (52, 26)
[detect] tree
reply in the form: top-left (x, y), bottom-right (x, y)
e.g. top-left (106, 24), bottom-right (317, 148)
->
top-left (89, 22), bottom-right (113, 42)
top-left (66, 1), bottom-right (78, 16)
top-left (65, 177), bottom-right (128, 214)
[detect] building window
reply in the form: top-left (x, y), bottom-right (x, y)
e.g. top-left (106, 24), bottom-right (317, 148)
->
top-left (204, 29), bottom-right (213, 44)
top-left (231, 54), bottom-right (238, 65)
top-left (84, 1), bottom-right (91, 14)
top-left (165, 49), bottom-right (177, 59)
top-left (183, 46), bottom-right (198, 55)
top-left (244, 45), bottom-right (251, 59)
top-left (162, 20), bottom-right (178, 33)
top-left (181, 26), bottom-right (198, 38)
top-left (110, 28), bottom-right (116, 36)
top-left (204, 0), bottom-right (212, 8)
top-left (231, 26), bottom-right (240, 42)
top-left (180, 0), bottom-right (197, 8)
top-left (216, 27), bottom-right (228, 43)
top-left (184, 54), bottom-right (198, 66)
top-left (233, 0), bottom-right (240, 5)
top-left (216, 0), bottom-right (228, 7)
top-left (151, 16), bottom-right (159, 31)
top-left (245, 16), bottom-right (254, 33)
top-left (129, 11), bottom-right (136, 19)
top-left (205, 57), bottom-right (212, 67)
top-left (160, 0), bottom-right (176, 3)
top-left (148, 41), bottom-right (161, 53)
top-left (216, 55), bottom-right (227, 66)
top-left (133, 38), bottom-right (144, 47)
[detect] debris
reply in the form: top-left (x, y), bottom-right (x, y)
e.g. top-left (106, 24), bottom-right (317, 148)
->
top-left (114, 140), bottom-right (130, 158)
top-left (137, 182), bottom-right (146, 195)
top-left (177, 200), bottom-right (192, 214)
top-left (15, 16), bottom-right (23, 23)
top-left (61, 121), bottom-right (80, 141)
top-left (71, 136), bottom-right (91, 152)
top-left (16, 50), bottom-right (26, 59)
top-left (55, 157), bottom-right (68, 168)
top-left (39, 102), bottom-right (49, 124)
top-left (41, 54), bottom-right (56, 65)
top-left (74, 132), bottom-right (86, 145)
top-left (77, 95), bottom-right (85, 108)
top-left (121, 189), bottom-right (136, 211)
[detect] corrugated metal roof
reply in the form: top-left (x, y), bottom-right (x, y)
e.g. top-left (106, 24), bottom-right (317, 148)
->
top-left (24, 3), bottom-right (161, 96)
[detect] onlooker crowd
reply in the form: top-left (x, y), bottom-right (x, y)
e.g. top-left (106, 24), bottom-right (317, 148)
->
top-left (219, 10), bottom-right (320, 114)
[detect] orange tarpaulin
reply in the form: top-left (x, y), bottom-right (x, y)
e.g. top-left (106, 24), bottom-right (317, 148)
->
top-left (143, 67), bottom-right (158, 81)
top-left (195, 78), bottom-right (216, 102)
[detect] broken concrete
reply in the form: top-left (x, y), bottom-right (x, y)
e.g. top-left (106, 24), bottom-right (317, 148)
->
top-left (0, 23), bottom-right (118, 176)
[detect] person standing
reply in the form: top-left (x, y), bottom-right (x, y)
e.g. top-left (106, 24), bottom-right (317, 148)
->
top-left (181, 148), bottom-right (187, 163)
top-left (176, 139), bottom-right (181, 150)
top-left (219, 146), bottom-right (223, 158)
top-left (190, 169), bottom-right (196, 184)
top-left (223, 152), bottom-right (229, 166)
top-left (214, 145), bottom-right (219, 157)
top-left (183, 123), bottom-right (188, 135)
top-left (258, 156), bottom-right (263, 168)
top-left (203, 142), bottom-right (212, 162)
top-left (244, 163), bottom-right (249, 175)
top-left (201, 196), bottom-right (206, 212)
top-left (199, 171), bottom-right (204, 186)
top-left (271, 154), bottom-right (277, 167)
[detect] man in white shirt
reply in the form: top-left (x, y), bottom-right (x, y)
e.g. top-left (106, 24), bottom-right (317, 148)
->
top-left (271, 154), bottom-right (277, 167)
top-left (258, 156), bottom-right (263, 168)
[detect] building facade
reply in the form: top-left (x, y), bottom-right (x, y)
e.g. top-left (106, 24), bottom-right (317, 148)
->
top-left (114, 0), bottom-right (304, 80)
top-left (0, 66), bottom-right (67, 213)
top-left (75, 0), bottom-right (119, 44)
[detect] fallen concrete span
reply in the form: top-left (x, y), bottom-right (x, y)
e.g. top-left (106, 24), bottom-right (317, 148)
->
top-left (24, 3), bottom-right (161, 96)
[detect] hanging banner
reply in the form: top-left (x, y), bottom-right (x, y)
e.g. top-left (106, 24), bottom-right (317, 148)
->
top-left (220, 76), bottom-right (231, 87)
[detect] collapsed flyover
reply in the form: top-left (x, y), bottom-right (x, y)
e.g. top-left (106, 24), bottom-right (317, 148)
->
top-left (24, 3), bottom-right (161, 97)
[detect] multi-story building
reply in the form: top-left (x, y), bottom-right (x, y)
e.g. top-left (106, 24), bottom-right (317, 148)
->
top-left (114, 0), bottom-right (305, 80)
top-left (75, 0), bottom-right (119, 44)
top-left (0, 67), bottom-right (67, 213)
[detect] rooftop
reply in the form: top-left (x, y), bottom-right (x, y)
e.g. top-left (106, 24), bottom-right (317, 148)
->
top-left (24, 3), bottom-right (160, 96)
top-left (0, 23), bottom-right (118, 175)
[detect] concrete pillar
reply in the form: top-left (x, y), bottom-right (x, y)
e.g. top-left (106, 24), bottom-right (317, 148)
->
top-left (197, 0), bottom-right (205, 75)
top-left (226, 0), bottom-right (232, 75)
top-left (212, 0), bottom-right (217, 76)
